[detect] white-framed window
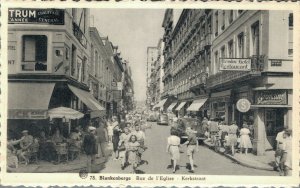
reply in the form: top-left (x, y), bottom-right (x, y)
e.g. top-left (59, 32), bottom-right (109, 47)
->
top-left (238, 32), bottom-right (245, 58)
top-left (228, 40), bottom-right (234, 58)
top-left (251, 21), bottom-right (260, 56)
top-left (21, 35), bottom-right (48, 71)
top-left (221, 46), bottom-right (226, 58)
top-left (71, 44), bottom-right (77, 77)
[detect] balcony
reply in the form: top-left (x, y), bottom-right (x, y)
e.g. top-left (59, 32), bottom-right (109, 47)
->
top-left (206, 55), bottom-right (265, 89)
top-left (73, 22), bottom-right (87, 48)
top-left (189, 72), bottom-right (208, 90)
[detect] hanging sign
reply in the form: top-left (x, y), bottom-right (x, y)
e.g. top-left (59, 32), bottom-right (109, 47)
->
top-left (220, 58), bottom-right (251, 71)
top-left (236, 98), bottom-right (251, 113)
top-left (8, 9), bottom-right (64, 25)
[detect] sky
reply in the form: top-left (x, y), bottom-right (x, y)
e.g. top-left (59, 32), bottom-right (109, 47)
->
top-left (91, 9), bottom-right (165, 102)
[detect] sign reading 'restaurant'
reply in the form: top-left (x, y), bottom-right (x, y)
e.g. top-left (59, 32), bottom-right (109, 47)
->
top-left (219, 58), bottom-right (251, 71)
top-left (8, 9), bottom-right (64, 25)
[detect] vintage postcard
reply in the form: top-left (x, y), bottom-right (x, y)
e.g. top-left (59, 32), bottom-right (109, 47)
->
top-left (0, 1), bottom-right (299, 187)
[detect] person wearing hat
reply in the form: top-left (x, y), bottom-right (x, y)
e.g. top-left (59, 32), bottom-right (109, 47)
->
top-left (83, 126), bottom-right (97, 173)
top-left (227, 121), bottom-right (239, 156)
top-left (17, 130), bottom-right (33, 165)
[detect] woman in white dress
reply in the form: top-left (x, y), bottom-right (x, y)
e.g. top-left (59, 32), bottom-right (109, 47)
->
top-left (166, 129), bottom-right (181, 173)
top-left (239, 124), bottom-right (252, 154)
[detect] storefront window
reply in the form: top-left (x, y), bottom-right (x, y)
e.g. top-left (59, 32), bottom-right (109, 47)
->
top-left (265, 109), bottom-right (284, 136)
top-left (22, 35), bottom-right (47, 71)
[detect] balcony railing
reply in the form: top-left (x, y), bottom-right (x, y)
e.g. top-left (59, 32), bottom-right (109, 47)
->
top-left (206, 55), bottom-right (265, 89)
top-left (73, 22), bottom-right (87, 48)
top-left (190, 72), bottom-right (208, 88)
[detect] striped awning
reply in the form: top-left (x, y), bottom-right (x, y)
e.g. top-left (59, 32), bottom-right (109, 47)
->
top-left (187, 98), bottom-right (208, 111)
top-left (175, 102), bottom-right (186, 111)
top-left (167, 102), bottom-right (177, 111)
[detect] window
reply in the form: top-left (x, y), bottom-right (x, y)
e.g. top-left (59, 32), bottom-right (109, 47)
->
top-left (238, 32), bottom-right (245, 58)
top-left (228, 40), bottom-right (234, 58)
top-left (77, 58), bottom-right (82, 82)
top-left (221, 10), bottom-right (225, 30)
top-left (289, 13), bottom-right (293, 27)
top-left (95, 50), bottom-right (98, 77)
top-left (251, 22), bottom-right (260, 56)
top-left (82, 56), bottom-right (87, 83)
top-left (214, 51), bottom-right (218, 74)
top-left (215, 11), bottom-right (218, 36)
top-left (229, 10), bottom-right (233, 24)
top-left (22, 35), bottom-right (47, 71)
top-left (207, 16), bottom-right (212, 34)
top-left (71, 45), bottom-right (76, 77)
top-left (221, 46), bottom-right (226, 58)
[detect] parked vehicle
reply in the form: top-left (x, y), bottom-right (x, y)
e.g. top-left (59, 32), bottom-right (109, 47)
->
top-left (157, 113), bottom-right (168, 125)
top-left (171, 117), bottom-right (206, 143)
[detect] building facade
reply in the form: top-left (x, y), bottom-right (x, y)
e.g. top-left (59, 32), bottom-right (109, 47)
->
top-left (7, 8), bottom-right (106, 138)
top-left (161, 9), bottom-right (293, 155)
top-left (146, 47), bottom-right (158, 108)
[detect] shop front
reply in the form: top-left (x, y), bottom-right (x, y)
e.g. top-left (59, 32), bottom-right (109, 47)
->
top-left (186, 97), bottom-right (208, 119)
top-left (209, 90), bottom-right (232, 124)
top-left (251, 89), bottom-right (292, 155)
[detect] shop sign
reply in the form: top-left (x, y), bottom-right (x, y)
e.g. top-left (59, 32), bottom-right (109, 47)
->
top-left (219, 58), bottom-right (251, 71)
top-left (255, 90), bottom-right (287, 105)
top-left (8, 109), bottom-right (48, 119)
top-left (236, 98), bottom-right (251, 113)
top-left (8, 9), bottom-right (64, 25)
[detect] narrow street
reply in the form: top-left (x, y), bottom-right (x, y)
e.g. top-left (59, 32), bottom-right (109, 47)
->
top-left (100, 122), bottom-right (277, 175)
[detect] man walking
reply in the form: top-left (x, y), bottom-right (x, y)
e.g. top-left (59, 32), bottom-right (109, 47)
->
top-left (182, 127), bottom-right (198, 173)
top-left (275, 127), bottom-right (287, 175)
top-left (83, 126), bottom-right (97, 173)
top-left (96, 120), bottom-right (108, 158)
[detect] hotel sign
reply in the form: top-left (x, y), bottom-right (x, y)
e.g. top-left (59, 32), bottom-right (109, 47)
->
top-left (220, 58), bottom-right (251, 71)
top-left (8, 9), bottom-right (64, 25)
top-left (255, 90), bottom-right (287, 105)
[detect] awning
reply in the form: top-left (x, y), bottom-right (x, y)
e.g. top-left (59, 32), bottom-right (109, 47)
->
top-left (8, 83), bottom-right (55, 119)
top-left (152, 103), bottom-right (159, 110)
top-left (187, 98), bottom-right (208, 111)
top-left (157, 98), bottom-right (168, 107)
top-left (68, 85), bottom-right (105, 118)
top-left (48, 107), bottom-right (84, 119)
top-left (251, 105), bottom-right (292, 108)
top-left (167, 102), bottom-right (177, 111)
top-left (175, 102), bottom-right (186, 111)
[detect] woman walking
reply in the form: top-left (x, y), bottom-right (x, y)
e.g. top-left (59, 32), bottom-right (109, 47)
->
top-left (118, 127), bottom-right (131, 170)
top-left (227, 121), bottom-right (239, 156)
top-left (127, 135), bottom-right (140, 173)
top-left (239, 123), bottom-right (252, 154)
top-left (166, 129), bottom-right (181, 173)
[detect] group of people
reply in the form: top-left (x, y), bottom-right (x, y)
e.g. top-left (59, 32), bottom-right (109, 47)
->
top-left (202, 118), bottom-right (253, 156)
top-left (167, 121), bottom-right (199, 173)
top-left (110, 115), bottom-right (147, 173)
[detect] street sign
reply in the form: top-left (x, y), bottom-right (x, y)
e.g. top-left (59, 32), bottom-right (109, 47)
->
top-left (236, 98), bottom-right (251, 113)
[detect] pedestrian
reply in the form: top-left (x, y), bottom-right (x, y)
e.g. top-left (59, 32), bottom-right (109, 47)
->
top-left (118, 127), bottom-right (131, 170)
top-left (112, 116), bottom-right (122, 160)
top-left (239, 123), bottom-right (252, 155)
top-left (227, 121), bottom-right (239, 156)
top-left (182, 127), bottom-right (198, 173)
top-left (17, 130), bottom-right (33, 165)
top-left (96, 120), bottom-right (108, 158)
top-left (282, 129), bottom-right (292, 176)
top-left (208, 118), bottom-right (219, 143)
top-left (275, 127), bottom-right (287, 175)
top-left (106, 118), bottom-right (114, 143)
top-left (131, 124), bottom-right (146, 164)
top-left (83, 126), bottom-right (97, 173)
top-left (127, 135), bottom-right (140, 173)
top-left (166, 129), bottom-right (181, 173)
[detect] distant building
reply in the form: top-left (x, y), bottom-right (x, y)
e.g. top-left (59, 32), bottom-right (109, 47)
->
top-left (146, 46), bottom-right (158, 108)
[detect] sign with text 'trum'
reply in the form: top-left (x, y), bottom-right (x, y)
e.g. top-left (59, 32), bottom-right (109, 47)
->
top-left (219, 58), bottom-right (251, 71)
top-left (8, 8), bottom-right (64, 25)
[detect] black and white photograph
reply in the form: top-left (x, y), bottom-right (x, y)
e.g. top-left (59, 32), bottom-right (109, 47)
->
top-left (2, 4), bottom-right (299, 186)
